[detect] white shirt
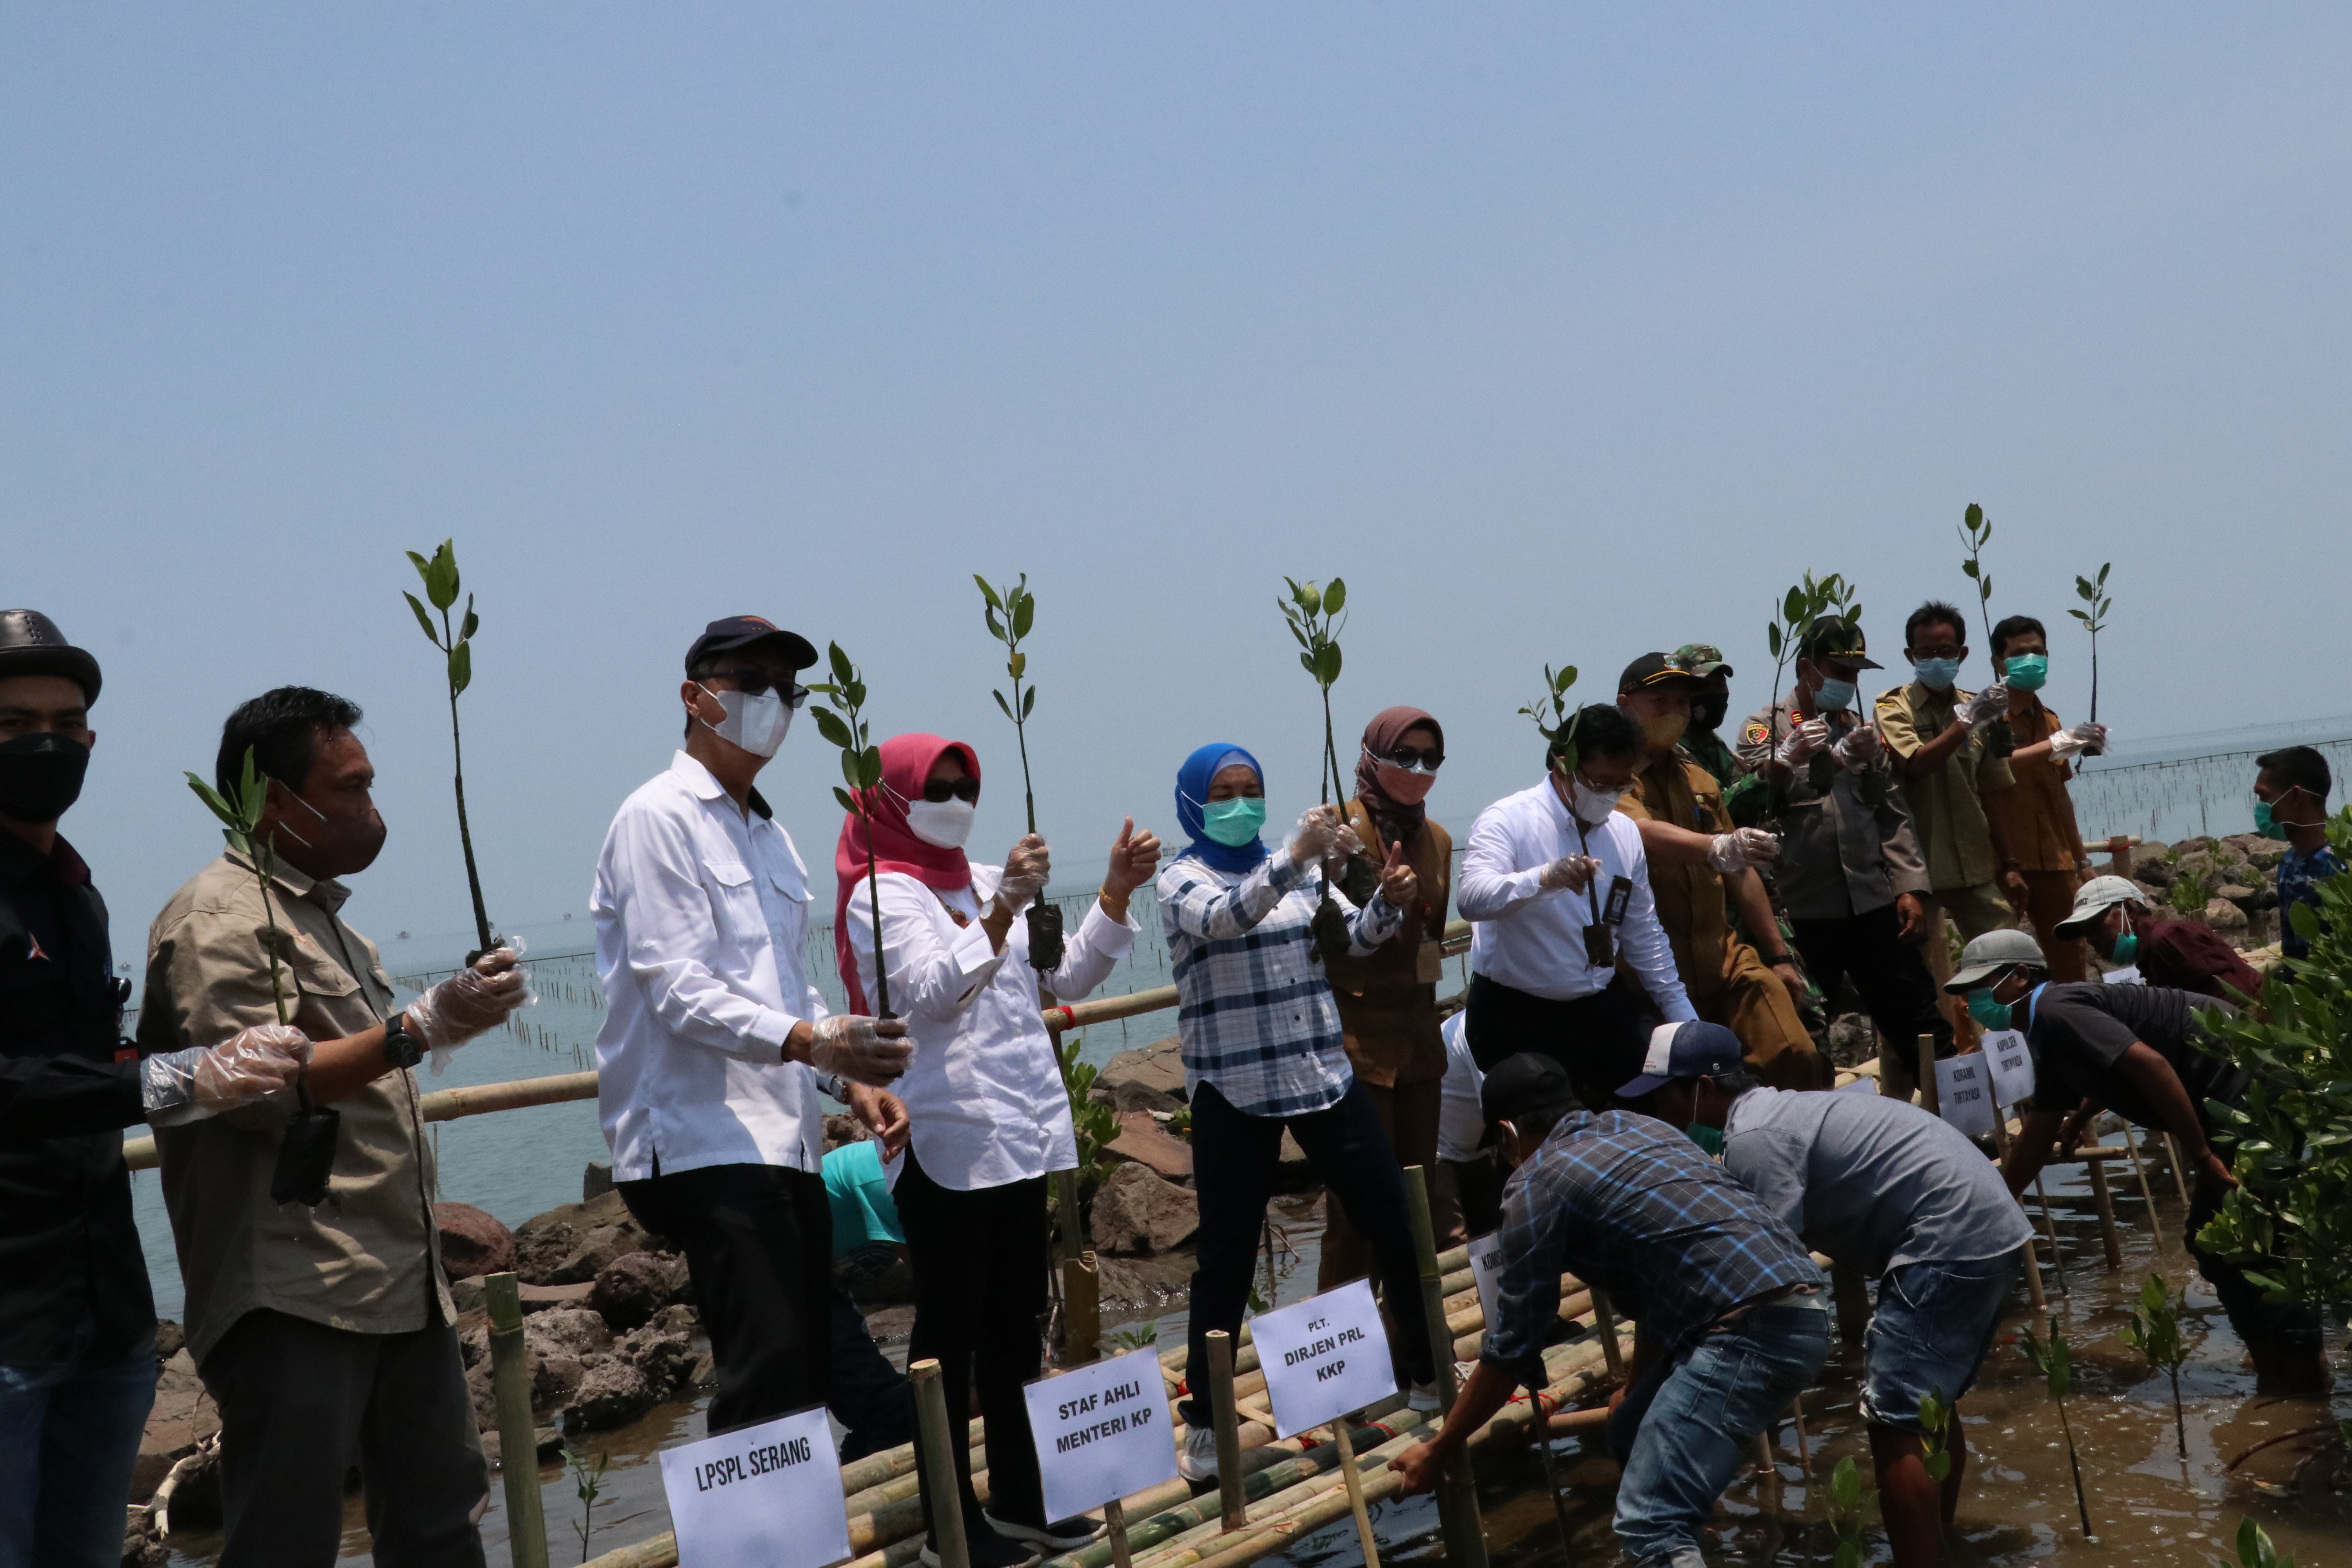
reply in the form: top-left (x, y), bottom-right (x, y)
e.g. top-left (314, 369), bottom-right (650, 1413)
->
top-left (1457, 778), bottom-right (1695, 1019)
top-left (1435, 1011), bottom-right (1488, 1164)
top-left (592, 751), bottom-right (833, 1183)
top-left (843, 866), bottom-right (1137, 1191)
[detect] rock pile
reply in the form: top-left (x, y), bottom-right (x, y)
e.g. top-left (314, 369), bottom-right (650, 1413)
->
top-left (2116, 836), bottom-right (2286, 943)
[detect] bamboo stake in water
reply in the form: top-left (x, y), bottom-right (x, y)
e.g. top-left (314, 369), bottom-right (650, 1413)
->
top-left (1206, 1330), bottom-right (1247, 1532)
top-left (911, 1360), bottom-right (970, 1568)
top-left (1589, 1289), bottom-right (1625, 1377)
top-left (2164, 1133), bottom-right (2193, 1206)
top-left (1531, 1386), bottom-right (1577, 1566)
top-left (2034, 1174), bottom-right (2072, 1298)
top-left (1328, 1419), bottom-right (1381, 1568)
top-left (1104, 1498), bottom-right (1134, 1568)
top-left (2123, 1125), bottom-right (2165, 1248)
top-left (486, 1273), bottom-right (551, 1568)
top-left (2087, 1157), bottom-right (2124, 1270)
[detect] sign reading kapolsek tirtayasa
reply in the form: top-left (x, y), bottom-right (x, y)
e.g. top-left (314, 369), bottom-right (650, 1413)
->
top-left (1250, 1278), bottom-right (1396, 1439)
top-left (1023, 1346), bottom-right (1179, 1523)
top-left (658, 1405), bottom-right (849, 1568)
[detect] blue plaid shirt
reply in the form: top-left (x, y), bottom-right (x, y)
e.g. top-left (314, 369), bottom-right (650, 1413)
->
top-left (1481, 1110), bottom-right (1822, 1385)
top-left (1158, 849), bottom-right (1401, 1118)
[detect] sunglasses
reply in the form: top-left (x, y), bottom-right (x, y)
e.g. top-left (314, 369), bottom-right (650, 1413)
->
top-left (921, 777), bottom-right (981, 804)
top-left (706, 669), bottom-right (811, 708)
top-left (1374, 744), bottom-right (1445, 773)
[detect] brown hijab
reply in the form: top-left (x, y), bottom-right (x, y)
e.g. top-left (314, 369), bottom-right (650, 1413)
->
top-left (1353, 705), bottom-right (1444, 841)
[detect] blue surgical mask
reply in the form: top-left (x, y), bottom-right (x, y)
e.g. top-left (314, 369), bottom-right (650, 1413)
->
top-left (2003, 653), bottom-right (2049, 691)
top-left (1685, 1122), bottom-right (1725, 1157)
top-left (1814, 677), bottom-right (1857, 713)
top-left (1201, 797), bottom-right (1267, 847)
top-left (1965, 989), bottom-right (2012, 1030)
top-left (1913, 658), bottom-right (1962, 692)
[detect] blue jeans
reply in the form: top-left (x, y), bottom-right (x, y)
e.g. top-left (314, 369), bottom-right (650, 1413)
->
top-left (1861, 1250), bottom-right (2021, 1430)
top-left (1613, 1301), bottom-right (1832, 1568)
top-left (0, 1321), bottom-right (157, 1568)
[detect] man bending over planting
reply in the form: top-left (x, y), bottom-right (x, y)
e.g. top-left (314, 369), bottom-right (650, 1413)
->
top-left (1626, 1022), bottom-right (2033, 1568)
top-left (1392, 1046), bottom-right (1827, 1568)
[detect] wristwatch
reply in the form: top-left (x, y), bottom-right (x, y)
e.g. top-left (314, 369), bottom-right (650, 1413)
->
top-left (382, 1010), bottom-right (422, 1070)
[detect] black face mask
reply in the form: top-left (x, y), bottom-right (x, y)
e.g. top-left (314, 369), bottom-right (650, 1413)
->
top-left (1691, 693), bottom-right (1729, 733)
top-left (0, 733), bottom-right (91, 824)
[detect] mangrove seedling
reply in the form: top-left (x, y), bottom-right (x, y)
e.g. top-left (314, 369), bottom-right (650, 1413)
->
top-left (1826, 1454), bottom-right (1871, 1568)
top-left (2215, 1518), bottom-right (2296, 1568)
top-left (1763, 571), bottom-right (1858, 721)
top-left (402, 539), bottom-right (498, 959)
top-left (1957, 503), bottom-right (1999, 652)
top-left (2022, 1323), bottom-right (2096, 1542)
top-left (1278, 576), bottom-right (1357, 957)
top-left (1518, 662), bottom-right (1583, 778)
top-left (559, 1444), bottom-right (610, 1564)
top-left (809, 642), bottom-right (893, 1017)
top-left (2119, 1272), bottom-right (2191, 1457)
top-left (1056, 1033), bottom-right (1120, 1189)
top-left (2069, 561), bottom-right (2113, 755)
top-left (1918, 1387), bottom-right (1954, 1483)
top-left (975, 572), bottom-right (1063, 970)
top-left (186, 747), bottom-right (338, 1205)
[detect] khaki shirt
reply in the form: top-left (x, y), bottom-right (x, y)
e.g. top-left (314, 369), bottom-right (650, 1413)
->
top-left (1613, 749), bottom-right (1733, 1002)
top-left (138, 852), bottom-right (451, 1365)
top-left (1982, 698), bottom-right (2085, 873)
top-left (1735, 702), bottom-right (1931, 920)
top-left (1873, 682), bottom-right (2014, 893)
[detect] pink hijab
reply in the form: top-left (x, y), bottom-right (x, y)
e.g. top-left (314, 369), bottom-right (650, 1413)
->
top-left (833, 733), bottom-right (980, 1014)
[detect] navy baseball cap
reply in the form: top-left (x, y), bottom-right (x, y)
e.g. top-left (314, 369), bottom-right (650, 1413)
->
top-left (685, 616), bottom-right (818, 675)
top-left (1613, 1021), bottom-right (1746, 1100)
top-left (1479, 1053), bottom-right (1581, 1126)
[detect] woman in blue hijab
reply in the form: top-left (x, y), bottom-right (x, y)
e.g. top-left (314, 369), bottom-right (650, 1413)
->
top-left (1157, 742), bottom-right (1440, 1481)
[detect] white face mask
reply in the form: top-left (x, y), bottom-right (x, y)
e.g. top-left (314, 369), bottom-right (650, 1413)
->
top-left (905, 797), bottom-right (976, 849)
top-left (698, 685), bottom-right (794, 758)
top-left (1570, 775), bottom-right (1622, 826)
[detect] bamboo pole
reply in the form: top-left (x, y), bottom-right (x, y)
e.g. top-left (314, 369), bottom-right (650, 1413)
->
top-left (1328, 1419), bottom-right (1381, 1568)
top-left (485, 1273), bottom-right (550, 1568)
top-left (1208, 1331), bottom-right (1247, 1531)
top-left (1589, 1288), bottom-right (1625, 1376)
top-left (1105, 1499), bottom-right (1134, 1568)
top-left (1404, 1165), bottom-right (1487, 1568)
top-left (2087, 1157), bottom-right (2123, 1270)
top-left (2122, 1126), bottom-right (2165, 1248)
top-left (912, 1360), bottom-right (971, 1568)
top-left (2034, 1175), bottom-right (2071, 1298)
top-left (2164, 1133), bottom-right (2193, 1205)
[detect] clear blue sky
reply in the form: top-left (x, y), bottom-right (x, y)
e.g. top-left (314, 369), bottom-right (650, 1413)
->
top-left (6, 6), bottom-right (2347, 965)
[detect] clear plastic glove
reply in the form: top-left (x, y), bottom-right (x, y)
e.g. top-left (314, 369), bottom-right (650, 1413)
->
top-left (1290, 804), bottom-right (1343, 863)
top-left (1539, 853), bottom-right (1602, 893)
top-left (995, 834), bottom-right (1051, 915)
top-left (1776, 718), bottom-right (1829, 768)
top-left (2050, 722), bottom-right (2108, 759)
top-left (1962, 683), bottom-right (2009, 730)
top-left (1706, 828), bottom-right (1779, 873)
top-left (1328, 822), bottom-right (1365, 865)
top-left (142, 1024), bottom-right (312, 1127)
top-left (1831, 724), bottom-right (1884, 769)
top-left (408, 948), bottom-right (531, 1071)
top-left (808, 1014), bottom-right (912, 1087)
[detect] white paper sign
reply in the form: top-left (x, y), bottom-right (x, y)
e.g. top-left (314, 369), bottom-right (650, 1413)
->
top-left (1933, 1054), bottom-right (1996, 1137)
top-left (659, 1405), bottom-right (849, 1568)
top-left (2103, 965), bottom-right (2144, 986)
top-left (1022, 1346), bottom-right (1179, 1523)
top-left (1251, 1278), bottom-right (1397, 1438)
top-left (1982, 1028), bottom-right (2036, 1109)
top-left (1467, 1231), bottom-right (1506, 1333)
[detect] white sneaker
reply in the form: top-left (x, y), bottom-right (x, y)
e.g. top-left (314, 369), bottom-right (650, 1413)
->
top-left (1178, 1423), bottom-right (1220, 1482)
top-left (1407, 1380), bottom-right (1442, 1412)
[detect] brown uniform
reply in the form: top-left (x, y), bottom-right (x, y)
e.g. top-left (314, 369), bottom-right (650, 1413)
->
top-left (1615, 749), bottom-right (1822, 1089)
top-left (1317, 801), bottom-right (1451, 1290)
top-left (1982, 695), bottom-right (2091, 982)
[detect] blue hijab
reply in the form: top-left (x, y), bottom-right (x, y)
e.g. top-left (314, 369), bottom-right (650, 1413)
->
top-left (1175, 742), bottom-right (1270, 874)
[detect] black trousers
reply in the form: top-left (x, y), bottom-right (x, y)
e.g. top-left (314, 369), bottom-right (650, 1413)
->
top-left (1788, 903), bottom-right (1951, 1058)
top-left (201, 1310), bottom-right (487, 1568)
top-left (1464, 971), bottom-right (1647, 1108)
top-left (1180, 1079), bottom-right (1435, 1428)
top-left (620, 1161), bottom-right (832, 1433)
top-left (830, 1287), bottom-right (914, 1462)
top-left (893, 1149), bottom-right (1050, 1532)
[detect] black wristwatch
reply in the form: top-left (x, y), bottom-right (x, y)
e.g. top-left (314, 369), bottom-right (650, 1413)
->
top-left (382, 1010), bottom-right (422, 1069)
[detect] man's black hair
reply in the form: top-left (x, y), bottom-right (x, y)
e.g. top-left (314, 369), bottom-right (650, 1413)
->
top-left (1988, 614), bottom-right (2046, 658)
top-left (1904, 600), bottom-right (1969, 649)
top-left (2258, 745), bottom-right (2333, 802)
top-left (1503, 1088), bottom-right (1588, 1149)
top-left (216, 687), bottom-right (363, 799)
top-left (1552, 702), bottom-right (1639, 768)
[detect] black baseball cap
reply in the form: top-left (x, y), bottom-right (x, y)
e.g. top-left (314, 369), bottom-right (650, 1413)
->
top-left (1797, 615), bottom-right (1880, 670)
top-left (1480, 1052), bottom-right (1583, 1126)
top-left (0, 610), bottom-right (101, 704)
top-left (685, 616), bottom-right (818, 676)
top-left (1617, 651), bottom-right (1706, 694)
top-left (1614, 1021), bottom-right (1745, 1100)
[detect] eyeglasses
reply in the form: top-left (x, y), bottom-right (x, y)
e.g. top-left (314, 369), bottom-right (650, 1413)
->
top-left (1372, 744), bottom-right (1444, 773)
top-left (706, 669), bottom-right (811, 708)
top-left (921, 777), bottom-right (981, 805)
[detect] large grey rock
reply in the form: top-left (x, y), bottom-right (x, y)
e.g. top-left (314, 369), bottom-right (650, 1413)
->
top-left (434, 1202), bottom-right (515, 1279)
top-left (1105, 1111), bottom-right (1193, 1180)
top-left (1090, 1161), bottom-right (1199, 1255)
top-left (1095, 1038), bottom-right (1187, 1113)
top-left (565, 1358), bottom-right (659, 1432)
top-left (2204, 897), bottom-right (2250, 934)
top-left (532, 1307), bottom-right (613, 1360)
top-left (616, 1323), bottom-right (699, 1397)
top-left (590, 1251), bottom-right (687, 1332)
top-left (512, 1190), bottom-right (661, 1285)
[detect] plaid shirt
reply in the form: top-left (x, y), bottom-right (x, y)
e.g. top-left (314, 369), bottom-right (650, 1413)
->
top-left (1158, 849), bottom-right (1402, 1118)
top-left (1481, 1110), bottom-right (1821, 1385)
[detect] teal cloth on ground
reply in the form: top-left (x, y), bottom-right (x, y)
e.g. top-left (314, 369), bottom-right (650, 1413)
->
top-left (824, 1140), bottom-right (904, 1256)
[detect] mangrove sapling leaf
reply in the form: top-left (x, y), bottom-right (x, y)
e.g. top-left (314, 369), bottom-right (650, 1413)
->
top-left (1826, 1454), bottom-right (1871, 1568)
top-left (1278, 576), bottom-right (1357, 958)
top-left (975, 573), bottom-right (1063, 970)
top-left (401, 539), bottom-right (498, 958)
top-left (1917, 1388), bottom-right (1954, 1483)
top-left (2022, 1324), bottom-right (2097, 1541)
top-left (1958, 503), bottom-right (1998, 651)
top-left (2069, 561), bottom-right (2114, 752)
top-left (2118, 1272), bottom-right (2191, 1457)
top-left (2216, 1517), bottom-right (2296, 1568)
top-left (560, 1444), bottom-right (610, 1564)
top-left (185, 746), bottom-right (339, 1205)
top-left (810, 643), bottom-right (894, 1018)
top-left (1517, 663), bottom-right (1583, 778)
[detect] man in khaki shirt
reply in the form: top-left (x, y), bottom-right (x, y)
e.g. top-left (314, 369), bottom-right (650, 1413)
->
top-left (140, 687), bottom-right (526, 1568)
top-left (1873, 603), bottom-right (2026, 1083)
